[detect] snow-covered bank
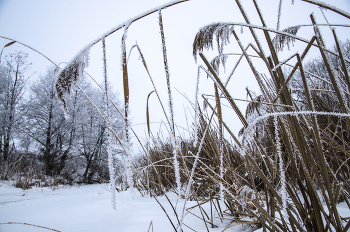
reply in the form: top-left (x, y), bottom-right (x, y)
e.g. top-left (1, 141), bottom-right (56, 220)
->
top-left (0, 183), bottom-right (256, 232)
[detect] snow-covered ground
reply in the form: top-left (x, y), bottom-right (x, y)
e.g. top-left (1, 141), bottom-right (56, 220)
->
top-left (2, 182), bottom-right (349, 232)
top-left (0, 182), bottom-right (256, 232)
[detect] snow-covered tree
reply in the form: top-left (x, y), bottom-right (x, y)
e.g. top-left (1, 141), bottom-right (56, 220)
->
top-left (22, 67), bottom-right (74, 175)
top-left (21, 66), bottom-right (125, 180)
top-left (0, 51), bottom-right (30, 161)
top-left (73, 80), bottom-right (125, 183)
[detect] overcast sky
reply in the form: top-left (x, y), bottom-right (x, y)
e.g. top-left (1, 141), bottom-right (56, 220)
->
top-left (1, 0), bottom-right (350, 152)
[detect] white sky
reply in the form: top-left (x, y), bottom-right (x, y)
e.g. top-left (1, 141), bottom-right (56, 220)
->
top-left (1, 0), bottom-right (350, 153)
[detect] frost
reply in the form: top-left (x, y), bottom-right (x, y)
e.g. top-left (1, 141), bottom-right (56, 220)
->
top-left (158, 9), bottom-right (174, 132)
top-left (194, 67), bottom-right (200, 147)
top-left (120, 24), bottom-right (133, 190)
top-left (219, 148), bottom-right (224, 199)
top-left (56, 46), bottom-right (91, 113)
top-left (173, 139), bottom-right (181, 194)
top-left (238, 185), bottom-right (255, 207)
top-left (273, 26), bottom-right (301, 52)
top-left (274, 116), bottom-right (287, 219)
top-left (277, 0), bottom-right (283, 31)
top-left (158, 8), bottom-right (180, 197)
top-left (319, 6), bottom-right (331, 27)
top-left (180, 122), bottom-right (212, 229)
top-left (193, 22), bottom-right (234, 62)
top-left (121, 28), bottom-right (128, 66)
top-left (126, 144), bottom-right (133, 189)
top-left (242, 111), bottom-right (350, 152)
top-left (123, 102), bottom-right (133, 190)
top-left (102, 37), bottom-right (116, 209)
top-left (334, 72), bottom-right (349, 112)
top-left (55, 0), bottom-right (189, 111)
top-left (310, 0), bottom-right (349, 22)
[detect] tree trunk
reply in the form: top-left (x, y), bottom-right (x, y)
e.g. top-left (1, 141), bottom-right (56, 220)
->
top-left (44, 92), bottom-right (54, 175)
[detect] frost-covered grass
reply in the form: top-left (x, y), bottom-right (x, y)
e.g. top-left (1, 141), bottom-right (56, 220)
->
top-left (132, 1), bottom-right (350, 231)
top-left (3, 0), bottom-right (350, 231)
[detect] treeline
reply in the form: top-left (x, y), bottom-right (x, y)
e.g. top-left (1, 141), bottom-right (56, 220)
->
top-left (0, 51), bottom-right (125, 188)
